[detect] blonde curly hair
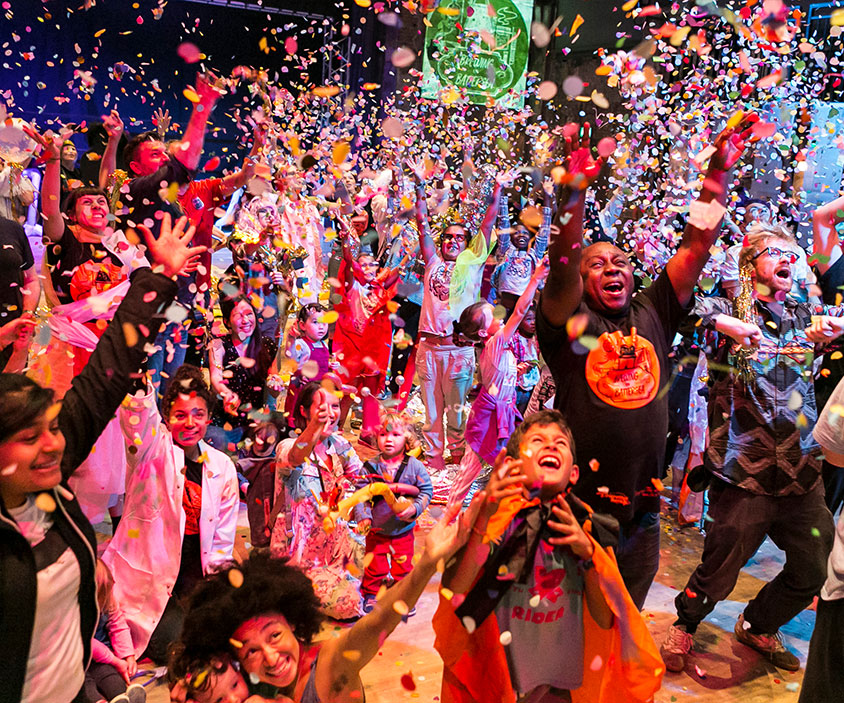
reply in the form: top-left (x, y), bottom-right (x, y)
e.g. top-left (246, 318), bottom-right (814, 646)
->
top-left (378, 411), bottom-right (422, 456)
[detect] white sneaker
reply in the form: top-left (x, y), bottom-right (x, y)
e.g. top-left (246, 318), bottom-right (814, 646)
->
top-left (660, 624), bottom-right (694, 672)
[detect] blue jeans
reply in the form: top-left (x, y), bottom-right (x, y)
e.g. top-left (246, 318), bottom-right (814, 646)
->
top-left (615, 510), bottom-right (661, 610)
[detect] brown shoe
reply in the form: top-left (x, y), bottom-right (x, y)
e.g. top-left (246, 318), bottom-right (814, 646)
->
top-left (734, 614), bottom-right (800, 672)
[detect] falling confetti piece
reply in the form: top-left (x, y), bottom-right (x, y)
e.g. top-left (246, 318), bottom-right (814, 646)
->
top-left (35, 493), bottom-right (57, 513)
top-left (177, 42), bottom-right (202, 64)
top-left (590, 655), bottom-right (604, 671)
top-left (183, 87), bottom-right (200, 103)
top-left (537, 81), bottom-right (557, 100)
top-left (570, 14), bottom-right (584, 36)
top-left (342, 649), bottom-right (361, 661)
top-left (499, 631), bottom-right (513, 645)
top-left (228, 569), bottom-right (244, 588)
top-left (391, 47), bottom-right (417, 68)
top-left (562, 76), bottom-right (584, 97)
top-left (400, 672), bottom-right (416, 691)
top-left (529, 594), bottom-right (541, 608)
top-left (393, 600), bottom-right (409, 616)
top-left (462, 616), bottom-right (476, 633)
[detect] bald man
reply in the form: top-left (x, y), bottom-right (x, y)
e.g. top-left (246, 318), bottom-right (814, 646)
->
top-left (536, 123), bottom-right (750, 607)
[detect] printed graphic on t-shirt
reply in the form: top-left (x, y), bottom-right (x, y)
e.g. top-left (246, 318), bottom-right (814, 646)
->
top-left (584, 327), bottom-right (659, 409)
top-left (182, 478), bottom-right (202, 536)
top-left (68, 257), bottom-right (126, 301)
top-left (428, 261), bottom-right (454, 301)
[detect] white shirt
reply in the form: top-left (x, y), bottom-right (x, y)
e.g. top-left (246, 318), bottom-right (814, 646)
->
top-left (479, 329), bottom-right (517, 401)
top-left (9, 496), bottom-right (85, 703)
top-left (420, 252), bottom-right (456, 335)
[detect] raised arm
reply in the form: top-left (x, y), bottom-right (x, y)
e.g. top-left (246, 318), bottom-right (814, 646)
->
top-left (98, 110), bottom-right (124, 190)
top-left (540, 123), bottom-right (605, 328)
top-left (500, 259), bottom-right (548, 341)
top-left (316, 502), bottom-right (480, 701)
top-left (664, 116), bottom-right (754, 307)
top-left (812, 194), bottom-right (844, 276)
top-left (26, 127), bottom-right (65, 242)
top-left (533, 181), bottom-right (553, 258)
top-left (220, 127), bottom-right (264, 197)
top-left (174, 73), bottom-right (224, 172)
top-left (59, 214), bottom-right (202, 478)
top-left (409, 158), bottom-right (436, 263)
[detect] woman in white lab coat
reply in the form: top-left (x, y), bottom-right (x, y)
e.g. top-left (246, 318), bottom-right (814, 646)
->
top-left (102, 364), bottom-right (239, 663)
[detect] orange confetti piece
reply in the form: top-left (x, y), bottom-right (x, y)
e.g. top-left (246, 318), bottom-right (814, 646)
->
top-left (183, 87), bottom-right (200, 103)
top-left (570, 14), bottom-right (584, 36)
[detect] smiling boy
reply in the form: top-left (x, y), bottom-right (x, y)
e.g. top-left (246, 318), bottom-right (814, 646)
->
top-left (436, 410), bottom-right (662, 703)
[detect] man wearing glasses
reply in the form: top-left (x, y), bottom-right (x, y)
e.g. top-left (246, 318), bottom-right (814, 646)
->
top-left (661, 222), bottom-right (839, 674)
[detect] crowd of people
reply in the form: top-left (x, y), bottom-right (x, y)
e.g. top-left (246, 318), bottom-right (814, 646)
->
top-left (1, 58), bottom-right (844, 703)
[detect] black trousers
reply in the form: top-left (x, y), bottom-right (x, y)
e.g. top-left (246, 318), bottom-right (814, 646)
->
top-left (822, 459), bottom-right (844, 515)
top-left (74, 661), bottom-right (126, 703)
top-left (675, 480), bottom-right (834, 633)
top-left (142, 595), bottom-right (185, 664)
top-left (799, 596), bottom-right (844, 703)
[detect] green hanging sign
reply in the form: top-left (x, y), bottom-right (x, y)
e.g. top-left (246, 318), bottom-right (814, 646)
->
top-left (420, 0), bottom-right (534, 109)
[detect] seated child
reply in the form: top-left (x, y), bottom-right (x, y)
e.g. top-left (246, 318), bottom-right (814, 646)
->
top-left (357, 412), bottom-right (434, 614)
top-left (80, 560), bottom-right (146, 703)
top-left (435, 410), bottom-right (663, 703)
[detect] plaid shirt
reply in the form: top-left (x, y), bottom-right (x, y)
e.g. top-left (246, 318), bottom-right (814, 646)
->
top-left (696, 295), bottom-right (844, 496)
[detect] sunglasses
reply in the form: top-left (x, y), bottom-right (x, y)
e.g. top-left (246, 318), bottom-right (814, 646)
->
top-left (751, 246), bottom-right (798, 264)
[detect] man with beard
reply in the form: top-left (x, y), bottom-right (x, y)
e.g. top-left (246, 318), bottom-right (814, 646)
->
top-left (536, 120), bottom-right (751, 609)
top-left (660, 223), bottom-right (837, 672)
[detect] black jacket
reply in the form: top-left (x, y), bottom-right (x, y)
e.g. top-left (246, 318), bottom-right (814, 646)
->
top-left (0, 267), bottom-right (177, 703)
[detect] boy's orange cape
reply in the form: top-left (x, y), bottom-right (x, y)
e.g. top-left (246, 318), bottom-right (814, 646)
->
top-left (432, 495), bottom-right (665, 703)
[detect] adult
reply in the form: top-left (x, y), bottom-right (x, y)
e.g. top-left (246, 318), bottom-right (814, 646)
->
top-left (101, 76), bottom-right (223, 398)
top-left (0, 214), bottom-right (200, 703)
top-left (409, 158), bottom-right (505, 471)
top-left (170, 505), bottom-right (476, 703)
top-left (811, 192), bottom-right (844, 514)
top-left (536, 121), bottom-right (751, 608)
top-left (207, 295), bottom-right (279, 451)
top-left (799, 375), bottom-right (844, 702)
top-left (103, 364), bottom-right (239, 664)
top-left (660, 226), bottom-right (837, 672)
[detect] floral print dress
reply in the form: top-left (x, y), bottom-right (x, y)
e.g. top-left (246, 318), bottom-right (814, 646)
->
top-left (271, 433), bottom-right (366, 619)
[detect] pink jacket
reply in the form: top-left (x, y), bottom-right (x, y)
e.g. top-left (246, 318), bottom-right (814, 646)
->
top-left (91, 603), bottom-right (134, 666)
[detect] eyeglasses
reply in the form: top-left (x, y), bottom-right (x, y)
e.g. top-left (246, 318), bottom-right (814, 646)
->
top-left (751, 246), bottom-right (798, 264)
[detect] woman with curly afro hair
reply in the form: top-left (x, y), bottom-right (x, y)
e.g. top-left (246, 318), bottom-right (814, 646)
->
top-left (170, 502), bottom-right (481, 703)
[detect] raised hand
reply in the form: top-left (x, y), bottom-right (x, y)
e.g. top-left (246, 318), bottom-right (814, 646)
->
top-left (716, 315), bottom-right (763, 348)
top-left (709, 113), bottom-right (758, 172)
top-left (102, 109), bottom-right (124, 140)
top-left (480, 450), bottom-right (530, 517)
top-left (553, 122), bottom-right (604, 191)
top-left (807, 315), bottom-right (844, 344)
top-left (139, 213), bottom-right (205, 279)
top-left (21, 124), bottom-right (64, 162)
top-left (407, 157), bottom-right (428, 183)
top-left (152, 107), bottom-right (171, 137)
top-left (194, 71), bottom-right (226, 106)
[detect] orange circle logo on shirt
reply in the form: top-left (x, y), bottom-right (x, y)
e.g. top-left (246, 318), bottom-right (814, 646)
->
top-left (584, 327), bottom-right (660, 409)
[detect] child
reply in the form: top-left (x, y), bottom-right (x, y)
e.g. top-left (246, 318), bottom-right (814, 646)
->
top-left (488, 185), bottom-right (552, 317)
top-left (435, 410), bottom-right (663, 703)
top-left (80, 561), bottom-right (146, 703)
top-left (333, 225), bottom-right (400, 446)
top-left (513, 306), bottom-right (541, 416)
top-left (167, 648), bottom-right (271, 703)
top-left (357, 413), bottom-right (434, 614)
top-left (447, 259), bottom-right (548, 509)
top-left (271, 381), bottom-right (368, 620)
top-left (282, 302), bottom-right (331, 427)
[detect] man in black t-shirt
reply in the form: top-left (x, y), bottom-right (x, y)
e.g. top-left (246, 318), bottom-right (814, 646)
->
top-left (537, 121), bottom-right (752, 608)
top-left (99, 75), bottom-right (224, 399)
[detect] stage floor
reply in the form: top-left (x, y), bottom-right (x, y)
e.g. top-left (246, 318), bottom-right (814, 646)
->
top-left (133, 498), bottom-right (814, 702)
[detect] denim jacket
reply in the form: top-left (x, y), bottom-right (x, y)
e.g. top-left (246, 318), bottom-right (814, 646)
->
top-left (695, 295), bottom-right (842, 496)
